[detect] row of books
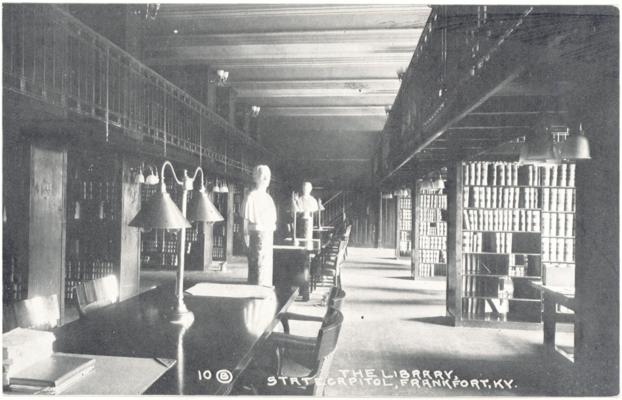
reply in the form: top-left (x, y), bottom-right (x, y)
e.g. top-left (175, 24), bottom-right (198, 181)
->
top-left (399, 240), bottom-right (411, 254)
top-left (493, 233), bottom-right (513, 254)
top-left (508, 264), bottom-right (528, 277)
top-left (141, 253), bottom-right (178, 268)
top-left (463, 232), bottom-right (484, 253)
top-left (541, 164), bottom-right (575, 187)
top-left (212, 246), bottom-right (226, 260)
top-left (66, 260), bottom-right (114, 281)
top-left (72, 180), bottom-right (118, 202)
top-left (542, 188), bottom-right (575, 212)
top-left (463, 209), bottom-right (541, 233)
top-left (418, 236), bottom-right (447, 251)
top-left (542, 212), bottom-right (575, 238)
top-left (462, 276), bottom-right (515, 299)
top-left (462, 161), bottom-right (575, 187)
top-left (418, 208), bottom-right (444, 222)
top-left (418, 222), bottom-right (447, 236)
top-left (213, 235), bottom-right (225, 247)
top-left (142, 239), bottom-right (178, 254)
top-left (419, 249), bottom-right (446, 264)
top-left (417, 263), bottom-right (446, 277)
top-left (464, 186), bottom-right (539, 209)
top-left (419, 194), bottom-right (447, 209)
top-left (463, 161), bottom-right (523, 187)
top-left (542, 238), bottom-right (575, 263)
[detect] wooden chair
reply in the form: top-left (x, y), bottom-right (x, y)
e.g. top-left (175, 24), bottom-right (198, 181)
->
top-left (314, 241), bottom-right (346, 289)
top-left (239, 309), bottom-right (344, 395)
top-left (279, 286), bottom-right (346, 335)
top-left (11, 294), bottom-right (60, 330)
top-left (75, 275), bottom-right (119, 317)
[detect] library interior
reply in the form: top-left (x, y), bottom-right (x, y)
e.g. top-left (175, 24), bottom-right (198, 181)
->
top-left (2, 4), bottom-right (619, 396)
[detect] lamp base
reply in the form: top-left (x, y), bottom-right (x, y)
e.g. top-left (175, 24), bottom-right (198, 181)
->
top-left (169, 303), bottom-right (195, 326)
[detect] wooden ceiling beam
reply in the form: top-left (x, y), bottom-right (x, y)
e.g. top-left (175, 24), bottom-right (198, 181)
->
top-left (145, 28), bottom-right (423, 49)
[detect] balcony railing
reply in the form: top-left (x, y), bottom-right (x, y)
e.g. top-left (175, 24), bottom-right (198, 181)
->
top-left (3, 4), bottom-right (271, 177)
top-left (379, 5), bottom-right (536, 179)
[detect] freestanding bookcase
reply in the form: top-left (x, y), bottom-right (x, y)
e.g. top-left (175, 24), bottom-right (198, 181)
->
top-left (447, 160), bottom-right (575, 328)
top-left (412, 186), bottom-right (447, 278)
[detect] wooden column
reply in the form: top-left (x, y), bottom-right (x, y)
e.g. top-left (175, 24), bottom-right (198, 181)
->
top-left (376, 191), bottom-right (383, 248)
top-left (573, 77), bottom-right (619, 395)
top-left (225, 185), bottom-right (235, 261)
top-left (118, 157), bottom-right (141, 300)
top-left (200, 69), bottom-right (217, 270)
top-left (411, 181), bottom-right (420, 279)
top-left (394, 191), bottom-right (401, 259)
top-left (446, 161), bottom-right (463, 323)
top-left (26, 141), bottom-right (68, 319)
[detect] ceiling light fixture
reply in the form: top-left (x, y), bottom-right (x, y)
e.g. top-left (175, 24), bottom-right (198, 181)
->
top-left (216, 70), bottom-right (229, 86)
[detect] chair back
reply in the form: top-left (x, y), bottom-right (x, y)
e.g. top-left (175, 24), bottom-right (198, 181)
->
top-left (75, 275), bottom-right (119, 317)
top-left (12, 294), bottom-right (60, 330)
top-left (328, 287), bottom-right (346, 310)
top-left (316, 309), bottom-right (344, 360)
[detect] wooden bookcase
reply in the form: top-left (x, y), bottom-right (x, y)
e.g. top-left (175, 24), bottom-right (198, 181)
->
top-left (65, 151), bottom-right (141, 304)
top-left (398, 192), bottom-right (412, 257)
top-left (412, 188), bottom-right (447, 278)
top-left (139, 182), bottom-right (201, 270)
top-left (65, 153), bottom-right (119, 302)
top-left (232, 189), bottom-right (246, 256)
top-left (212, 192), bottom-right (228, 261)
top-left (447, 160), bottom-right (576, 327)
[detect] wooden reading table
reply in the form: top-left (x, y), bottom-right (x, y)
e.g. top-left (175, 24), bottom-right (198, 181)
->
top-left (529, 281), bottom-right (575, 362)
top-left (49, 283), bottom-right (297, 395)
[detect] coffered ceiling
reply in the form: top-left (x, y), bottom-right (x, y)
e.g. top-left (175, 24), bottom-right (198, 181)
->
top-left (142, 4), bottom-right (431, 188)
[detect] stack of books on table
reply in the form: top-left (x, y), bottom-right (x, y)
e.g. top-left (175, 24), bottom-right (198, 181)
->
top-left (3, 328), bottom-right (56, 386)
top-left (3, 328), bottom-right (95, 393)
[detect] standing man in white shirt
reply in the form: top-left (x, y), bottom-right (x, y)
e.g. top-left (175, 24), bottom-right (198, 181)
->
top-left (242, 165), bottom-right (277, 286)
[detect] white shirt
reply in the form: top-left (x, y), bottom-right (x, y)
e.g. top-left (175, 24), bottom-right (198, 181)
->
top-left (242, 189), bottom-right (277, 232)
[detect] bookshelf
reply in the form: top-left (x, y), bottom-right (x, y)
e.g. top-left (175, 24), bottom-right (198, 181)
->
top-left (139, 182), bottom-right (201, 270)
top-left (398, 192), bottom-right (412, 257)
top-left (64, 153), bottom-right (119, 302)
top-left (232, 189), bottom-right (246, 256)
top-left (212, 191), bottom-right (228, 261)
top-left (413, 188), bottom-right (447, 278)
top-left (447, 161), bottom-right (576, 327)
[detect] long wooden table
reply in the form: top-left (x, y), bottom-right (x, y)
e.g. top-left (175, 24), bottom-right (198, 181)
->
top-left (52, 283), bottom-right (297, 395)
top-left (529, 281), bottom-right (575, 361)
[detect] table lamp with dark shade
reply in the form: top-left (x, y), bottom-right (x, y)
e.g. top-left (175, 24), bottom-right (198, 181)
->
top-left (129, 161), bottom-right (224, 326)
top-left (129, 191), bottom-right (191, 230)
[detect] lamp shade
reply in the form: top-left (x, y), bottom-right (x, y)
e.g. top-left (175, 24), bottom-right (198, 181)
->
top-left (560, 134), bottom-right (591, 160)
top-left (129, 191), bottom-right (190, 229)
top-left (187, 190), bottom-right (224, 223)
